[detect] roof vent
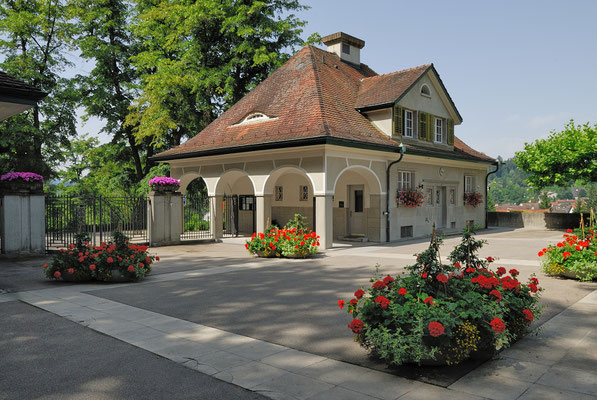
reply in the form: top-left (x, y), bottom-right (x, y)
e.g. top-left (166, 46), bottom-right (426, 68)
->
top-left (322, 32), bottom-right (364, 66)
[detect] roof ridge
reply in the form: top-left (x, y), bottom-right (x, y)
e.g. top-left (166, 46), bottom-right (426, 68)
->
top-left (361, 63), bottom-right (431, 81)
top-left (307, 45), bottom-right (331, 136)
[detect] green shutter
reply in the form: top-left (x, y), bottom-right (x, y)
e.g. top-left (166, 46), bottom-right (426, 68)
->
top-left (426, 114), bottom-right (434, 142)
top-left (393, 104), bottom-right (403, 137)
top-left (447, 119), bottom-right (454, 145)
top-left (419, 112), bottom-right (427, 140)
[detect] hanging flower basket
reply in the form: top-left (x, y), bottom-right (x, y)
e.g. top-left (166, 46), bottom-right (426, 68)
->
top-left (149, 176), bottom-right (181, 193)
top-left (464, 192), bottom-right (483, 207)
top-left (0, 172), bottom-right (44, 194)
top-left (397, 188), bottom-right (424, 208)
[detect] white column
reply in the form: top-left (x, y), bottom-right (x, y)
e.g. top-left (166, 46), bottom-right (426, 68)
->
top-left (147, 192), bottom-right (182, 246)
top-left (315, 194), bottom-right (333, 249)
top-left (255, 195), bottom-right (272, 233)
top-left (209, 195), bottom-right (223, 240)
top-left (1, 194), bottom-right (45, 254)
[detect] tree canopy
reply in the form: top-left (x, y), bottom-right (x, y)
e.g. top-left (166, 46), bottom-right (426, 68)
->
top-left (514, 121), bottom-right (597, 189)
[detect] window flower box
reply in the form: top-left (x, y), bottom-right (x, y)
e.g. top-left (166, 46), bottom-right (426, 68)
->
top-left (149, 176), bottom-right (181, 193)
top-left (463, 192), bottom-right (483, 207)
top-left (397, 188), bottom-right (424, 208)
top-left (0, 172), bottom-right (44, 194)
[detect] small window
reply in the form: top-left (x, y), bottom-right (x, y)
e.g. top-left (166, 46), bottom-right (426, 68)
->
top-left (397, 171), bottom-right (413, 191)
top-left (233, 112), bottom-right (277, 126)
top-left (401, 225), bottom-right (413, 238)
top-left (354, 190), bottom-right (364, 212)
top-left (299, 185), bottom-right (309, 201)
top-left (275, 186), bottom-right (283, 201)
top-left (342, 43), bottom-right (350, 54)
top-left (435, 118), bottom-right (443, 143)
top-left (426, 188), bottom-right (433, 205)
top-left (465, 175), bottom-right (475, 194)
top-left (239, 195), bottom-right (254, 211)
top-left (450, 221), bottom-right (456, 229)
top-left (404, 110), bottom-right (413, 138)
top-left (421, 84), bottom-right (431, 97)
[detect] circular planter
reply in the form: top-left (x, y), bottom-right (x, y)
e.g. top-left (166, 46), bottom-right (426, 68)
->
top-left (104, 269), bottom-right (136, 283)
top-left (559, 270), bottom-right (587, 280)
top-left (59, 271), bottom-right (92, 282)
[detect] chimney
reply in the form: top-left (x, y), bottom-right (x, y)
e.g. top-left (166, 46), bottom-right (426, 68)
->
top-left (322, 32), bottom-right (365, 66)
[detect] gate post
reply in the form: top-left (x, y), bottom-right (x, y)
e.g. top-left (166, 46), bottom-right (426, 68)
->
top-left (147, 191), bottom-right (183, 246)
top-left (209, 195), bottom-right (223, 241)
top-left (1, 192), bottom-right (45, 255)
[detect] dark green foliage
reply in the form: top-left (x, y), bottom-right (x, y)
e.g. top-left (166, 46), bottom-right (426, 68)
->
top-left (448, 226), bottom-right (489, 269)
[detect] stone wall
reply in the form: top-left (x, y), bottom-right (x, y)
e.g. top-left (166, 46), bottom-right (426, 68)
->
top-left (488, 212), bottom-right (591, 230)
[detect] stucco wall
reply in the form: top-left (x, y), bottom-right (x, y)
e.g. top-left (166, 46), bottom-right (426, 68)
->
top-left (271, 206), bottom-right (313, 229)
top-left (398, 73), bottom-right (451, 119)
top-left (366, 108), bottom-right (393, 137)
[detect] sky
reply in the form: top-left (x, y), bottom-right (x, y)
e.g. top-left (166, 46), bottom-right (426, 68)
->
top-left (79, 0), bottom-right (597, 159)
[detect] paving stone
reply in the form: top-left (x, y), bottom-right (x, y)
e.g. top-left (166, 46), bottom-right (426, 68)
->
top-left (449, 371), bottom-right (531, 400)
top-left (518, 383), bottom-right (597, 400)
top-left (397, 384), bottom-right (485, 400)
top-left (110, 326), bottom-right (165, 342)
top-left (213, 361), bottom-right (289, 389)
top-left (156, 340), bottom-right (220, 363)
top-left (305, 386), bottom-right (379, 400)
top-left (466, 357), bottom-right (550, 383)
top-left (261, 349), bottom-right (327, 373)
top-left (253, 372), bottom-right (334, 400)
top-left (499, 339), bottom-right (568, 366)
top-left (227, 339), bottom-right (287, 361)
top-left (295, 358), bottom-right (369, 385)
top-left (191, 350), bottom-right (253, 371)
top-left (129, 332), bottom-right (188, 351)
top-left (337, 369), bottom-right (421, 400)
top-left (536, 366), bottom-right (597, 396)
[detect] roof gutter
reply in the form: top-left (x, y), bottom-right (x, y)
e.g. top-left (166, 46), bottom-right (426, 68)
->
top-left (485, 160), bottom-right (501, 229)
top-left (385, 143), bottom-right (406, 242)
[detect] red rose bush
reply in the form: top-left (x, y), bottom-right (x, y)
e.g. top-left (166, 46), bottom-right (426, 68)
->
top-left (44, 231), bottom-right (158, 282)
top-left (339, 228), bottom-right (542, 366)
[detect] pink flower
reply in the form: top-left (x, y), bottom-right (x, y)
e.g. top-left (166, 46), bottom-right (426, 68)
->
top-left (128, 265), bottom-right (135, 273)
top-left (54, 271), bottom-right (61, 278)
top-left (67, 268), bottom-right (74, 275)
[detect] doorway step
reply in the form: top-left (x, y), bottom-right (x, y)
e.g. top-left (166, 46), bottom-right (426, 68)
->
top-left (341, 235), bottom-right (369, 243)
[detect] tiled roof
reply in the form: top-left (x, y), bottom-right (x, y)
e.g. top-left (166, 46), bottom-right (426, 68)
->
top-left (355, 65), bottom-right (430, 109)
top-left (0, 71), bottom-right (47, 101)
top-left (154, 45), bottom-right (494, 164)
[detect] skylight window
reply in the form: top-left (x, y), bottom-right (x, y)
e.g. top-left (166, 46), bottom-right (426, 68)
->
top-left (233, 112), bottom-right (277, 126)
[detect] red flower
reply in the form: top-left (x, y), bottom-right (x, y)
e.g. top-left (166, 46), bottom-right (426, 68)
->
top-left (338, 300), bottom-right (345, 309)
top-left (89, 264), bottom-right (96, 271)
top-left (529, 277), bottom-right (539, 285)
top-left (54, 271), bottom-right (61, 278)
top-left (128, 265), bottom-right (135, 272)
top-left (67, 268), bottom-right (74, 275)
top-left (300, 241), bottom-right (305, 246)
top-left (138, 262), bottom-right (144, 268)
top-left (107, 257), bottom-right (113, 263)
top-left (496, 267), bottom-right (506, 276)
top-left (354, 289), bottom-right (365, 299)
top-left (78, 256), bottom-right (85, 263)
top-left (42, 263), bottom-right (48, 269)
top-left (348, 319), bottom-right (364, 334)
top-left (156, 256), bottom-right (160, 261)
top-left (523, 309), bottom-right (534, 322)
top-left (428, 321), bottom-right (445, 337)
top-left (563, 252), bottom-right (571, 259)
top-left (383, 275), bottom-right (394, 285)
top-left (436, 274), bottom-right (448, 283)
top-left (423, 296), bottom-right (434, 305)
top-left (349, 299), bottom-right (358, 306)
top-left (567, 228), bottom-right (573, 233)
top-left (453, 262), bottom-right (461, 268)
top-left (509, 269), bottom-right (519, 276)
top-left (421, 272), bottom-right (428, 278)
top-left (398, 288), bottom-right (407, 295)
top-left (372, 280), bottom-right (386, 290)
top-left (245, 244), bottom-right (249, 249)
top-left (575, 245), bottom-right (582, 251)
top-left (489, 289), bottom-right (502, 302)
top-left (557, 242), bottom-right (564, 247)
top-left (538, 251), bottom-right (544, 257)
top-left (465, 267), bottom-right (476, 273)
top-left (490, 317), bottom-right (506, 333)
top-left (375, 296), bottom-right (390, 309)
top-left (528, 283), bottom-right (538, 293)
top-left (486, 257), bottom-right (494, 262)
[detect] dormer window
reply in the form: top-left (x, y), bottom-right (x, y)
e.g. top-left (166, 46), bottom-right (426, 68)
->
top-left (421, 84), bottom-right (431, 97)
top-left (233, 112), bottom-right (277, 126)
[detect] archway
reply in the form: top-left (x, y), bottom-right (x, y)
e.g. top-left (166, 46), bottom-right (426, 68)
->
top-left (332, 166), bottom-right (384, 242)
top-left (179, 175), bottom-right (211, 240)
top-left (215, 170), bottom-right (256, 236)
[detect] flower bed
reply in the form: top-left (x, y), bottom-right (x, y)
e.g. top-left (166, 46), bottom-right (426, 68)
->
top-left (43, 232), bottom-right (158, 283)
top-left (339, 229), bottom-right (542, 366)
top-left (463, 192), bottom-right (483, 207)
top-left (397, 188), bottom-right (424, 207)
top-left (148, 176), bottom-right (180, 192)
top-left (245, 214), bottom-right (319, 258)
top-left (539, 227), bottom-right (597, 281)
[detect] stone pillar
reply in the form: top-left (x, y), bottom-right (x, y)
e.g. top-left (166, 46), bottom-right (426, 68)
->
top-left (255, 195), bottom-right (272, 233)
top-left (147, 192), bottom-right (183, 246)
top-left (210, 195), bottom-right (223, 241)
top-left (315, 194), bottom-right (333, 249)
top-left (1, 193), bottom-right (45, 255)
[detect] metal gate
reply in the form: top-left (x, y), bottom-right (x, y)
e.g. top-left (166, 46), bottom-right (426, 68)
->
top-left (45, 195), bottom-right (147, 251)
top-left (223, 195), bottom-right (239, 237)
top-left (181, 195), bottom-right (212, 240)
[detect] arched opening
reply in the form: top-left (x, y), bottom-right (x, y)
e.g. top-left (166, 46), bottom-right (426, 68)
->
top-left (215, 170), bottom-right (256, 236)
top-left (180, 175), bottom-right (211, 240)
top-left (262, 166), bottom-right (315, 229)
top-left (332, 166), bottom-right (383, 242)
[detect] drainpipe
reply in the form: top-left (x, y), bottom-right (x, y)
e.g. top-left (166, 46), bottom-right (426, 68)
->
top-left (485, 160), bottom-right (501, 229)
top-left (385, 143), bottom-right (406, 242)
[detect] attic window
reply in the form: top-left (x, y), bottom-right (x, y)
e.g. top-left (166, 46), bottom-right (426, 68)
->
top-left (233, 112), bottom-right (277, 126)
top-left (420, 84), bottom-right (431, 97)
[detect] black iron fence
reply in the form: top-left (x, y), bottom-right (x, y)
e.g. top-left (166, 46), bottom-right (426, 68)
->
top-left (223, 194), bottom-right (239, 237)
top-left (45, 195), bottom-right (147, 250)
top-left (181, 195), bottom-right (211, 240)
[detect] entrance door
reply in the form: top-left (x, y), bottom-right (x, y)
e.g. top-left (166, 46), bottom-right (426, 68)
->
top-left (348, 185), bottom-right (365, 236)
top-left (435, 187), bottom-right (447, 229)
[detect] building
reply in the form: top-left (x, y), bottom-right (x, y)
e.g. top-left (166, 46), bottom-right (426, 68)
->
top-left (152, 32), bottom-right (496, 248)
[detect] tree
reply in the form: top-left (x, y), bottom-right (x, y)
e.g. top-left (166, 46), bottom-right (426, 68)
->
top-left (0, 0), bottom-right (78, 177)
top-left (514, 121), bottom-right (597, 189)
top-left (538, 192), bottom-right (552, 210)
top-left (127, 0), bottom-right (316, 150)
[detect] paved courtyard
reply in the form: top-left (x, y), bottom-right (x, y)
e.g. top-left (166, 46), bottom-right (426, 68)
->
top-left (1, 227), bottom-right (596, 399)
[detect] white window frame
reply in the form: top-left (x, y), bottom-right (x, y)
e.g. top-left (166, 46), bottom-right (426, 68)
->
top-left (404, 110), bottom-right (413, 138)
top-left (435, 118), bottom-right (443, 143)
top-left (397, 171), bottom-right (414, 192)
top-left (465, 175), bottom-right (475, 194)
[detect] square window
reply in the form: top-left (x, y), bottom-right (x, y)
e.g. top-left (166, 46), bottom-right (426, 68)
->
top-left (275, 186), bottom-right (283, 201)
top-left (299, 185), bottom-right (309, 201)
top-left (397, 171), bottom-right (413, 191)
